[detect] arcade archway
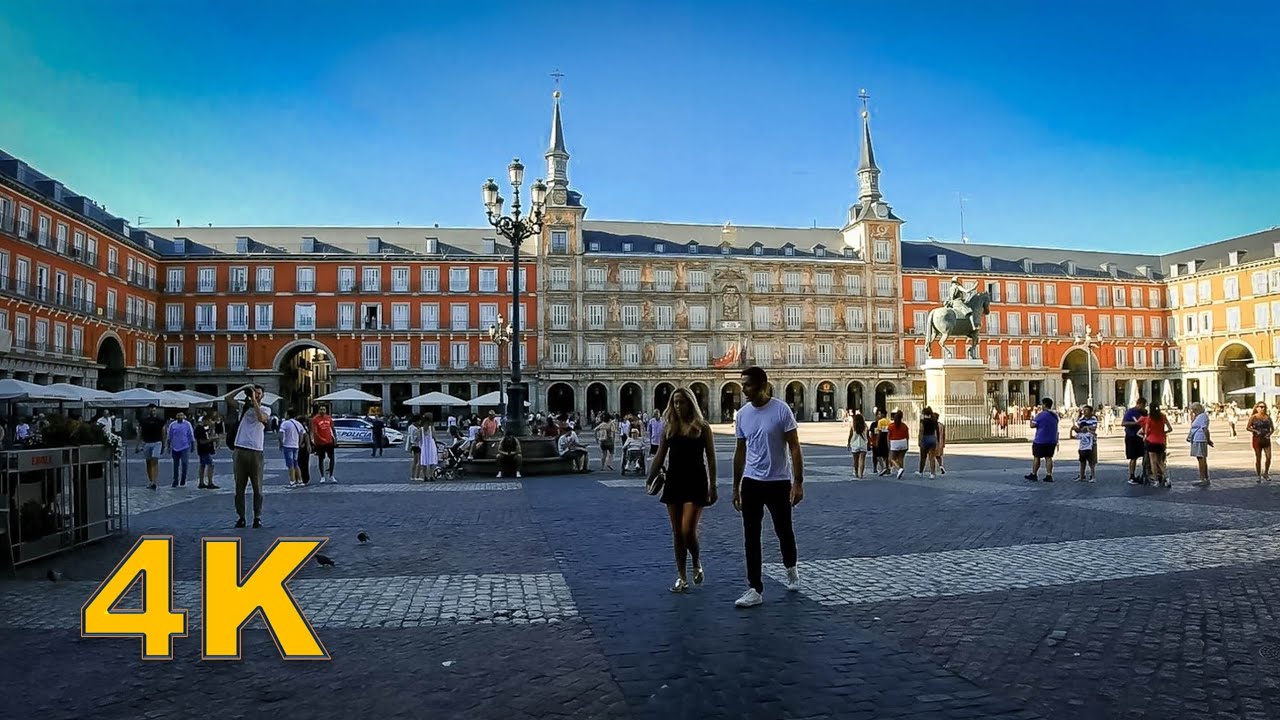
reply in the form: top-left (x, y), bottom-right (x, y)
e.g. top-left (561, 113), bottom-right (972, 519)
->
top-left (1061, 347), bottom-right (1098, 407)
top-left (874, 381), bottom-right (896, 413)
top-left (785, 381), bottom-right (806, 421)
top-left (586, 382), bottom-right (609, 415)
top-left (816, 381), bottom-right (836, 420)
top-left (95, 335), bottom-right (126, 392)
top-left (1218, 343), bottom-right (1255, 400)
top-left (688, 382), bottom-right (710, 419)
top-left (620, 382), bottom-right (643, 416)
top-left (720, 382), bottom-right (742, 422)
top-left (277, 341), bottom-right (334, 415)
top-left (654, 382), bottom-right (675, 413)
top-left (547, 383), bottom-right (576, 415)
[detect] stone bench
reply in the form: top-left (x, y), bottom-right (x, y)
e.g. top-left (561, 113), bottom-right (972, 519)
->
top-left (461, 436), bottom-right (587, 477)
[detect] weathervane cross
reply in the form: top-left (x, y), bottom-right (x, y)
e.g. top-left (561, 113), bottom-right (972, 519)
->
top-left (551, 69), bottom-right (564, 90)
top-left (858, 88), bottom-right (870, 111)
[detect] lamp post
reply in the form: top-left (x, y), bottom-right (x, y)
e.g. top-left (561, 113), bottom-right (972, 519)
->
top-left (1073, 324), bottom-right (1101, 407)
top-left (483, 159), bottom-right (546, 438)
top-left (488, 315), bottom-right (511, 418)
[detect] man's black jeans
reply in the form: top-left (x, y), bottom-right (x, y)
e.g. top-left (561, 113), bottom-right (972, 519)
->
top-left (741, 478), bottom-right (797, 593)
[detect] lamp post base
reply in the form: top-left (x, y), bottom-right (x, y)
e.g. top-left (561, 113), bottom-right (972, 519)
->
top-left (504, 381), bottom-right (529, 437)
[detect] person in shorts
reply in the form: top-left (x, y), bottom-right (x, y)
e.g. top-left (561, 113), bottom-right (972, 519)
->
top-left (1026, 398), bottom-right (1059, 483)
top-left (279, 408), bottom-right (306, 488)
top-left (310, 404), bottom-right (337, 483)
top-left (1248, 403), bottom-right (1274, 482)
top-left (1072, 404), bottom-right (1098, 482)
top-left (1141, 404), bottom-right (1173, 487)
top-left (846, 411), bottom-right (869, 479)
top-left (1122, 398), bottom-right (1148, 484)
top-left (1186, 402), bottom-right (1213, 487)
top-left (137, 403), bottom-right (166, 490)
top-left (195, 412), bottom-right (219, 489)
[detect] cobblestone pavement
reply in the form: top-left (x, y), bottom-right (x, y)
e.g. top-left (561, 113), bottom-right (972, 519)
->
top-left (4, 431), bottom-right (1280, 719)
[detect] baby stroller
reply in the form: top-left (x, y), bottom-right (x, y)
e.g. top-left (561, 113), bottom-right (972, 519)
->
top-left (437, 443), bottom-right (466, 481)
top-left (620, 447), bottom-right (647, 476)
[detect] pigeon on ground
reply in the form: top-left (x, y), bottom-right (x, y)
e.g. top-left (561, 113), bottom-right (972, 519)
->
top-left (357, 532), bottom-right (370, 544)
top-left (47, 570), bottom-right (63, 582)
top-left (315, 554), bottom-right (336, 568)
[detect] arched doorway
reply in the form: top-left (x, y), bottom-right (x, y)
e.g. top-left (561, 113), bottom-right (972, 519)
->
top-left (874, 381), bottom-right (896, 413)
top-left (785, 382), bottom-right (806, 421)
top-left (1061, 347), bottom-right (1097, 408)
top-left (620, 382), bottom-right (643, 416)
top-left (586, 382), bottom-right (608, 415)
top-left (547, 383), bottom-right (575, 415)
top-left (846, 381), bottom-right (864, 415)
top-left (815, 381), bottom-right (836, 420)
top-left (1188, 378), bottom-right (1201, 404)
top-left (1218, 343), bottom-right (1255, 400)
top-left (688, 382), bottom-right (710, 419)
top-left (720, 382), bottom-right (742, 422)
top-left (654, 383), bottom-right (675, 413)
top-left (276, 341), bottom-right (334, 415)
top-left (95, 335), bottom-right (126, 392)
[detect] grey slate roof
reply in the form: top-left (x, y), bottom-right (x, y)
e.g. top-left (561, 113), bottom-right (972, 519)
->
top-left (1159, 227), bottom-right (1280, 275)
top-left (581, 220), bottom-right (847, 257)
top-left (902, 239), bottom-right (1162, 280)
top-left (142, 226), bottom-right (515, 257)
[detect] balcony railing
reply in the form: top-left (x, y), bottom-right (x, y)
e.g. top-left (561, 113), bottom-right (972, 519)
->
top-left (338, 281), bottom-right (357, 293)
top-left (107, 262), bottom-right (119, 276)
top-left (166, 282), bottom-right (184, 294)
top-left (295, 320), bottom-right (317, 331)
top-left (167, 322), bottom-right (184, 332)
top-left (362, 282), bottom-right (381, 292)
top-left (228, 280), bottom-right (248, 293)
top-left (296, 281), bottom-right (316, 293)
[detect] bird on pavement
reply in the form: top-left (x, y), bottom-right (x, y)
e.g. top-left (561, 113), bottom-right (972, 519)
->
top-left (47, 570), bottom-right (63, 582)
top-left (315, 554), bottom-right (336, 568)
top-left (357, 532), bottom-right (370, 544)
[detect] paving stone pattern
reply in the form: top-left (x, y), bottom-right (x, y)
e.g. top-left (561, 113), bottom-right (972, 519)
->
top-left (5, 440), bottom-right (1280, 718)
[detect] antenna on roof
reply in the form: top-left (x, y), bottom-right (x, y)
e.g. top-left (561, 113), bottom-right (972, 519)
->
top-left (957, 193), bottom-right (969, 243)
top-left (137, 215), bottom-right (150, 226)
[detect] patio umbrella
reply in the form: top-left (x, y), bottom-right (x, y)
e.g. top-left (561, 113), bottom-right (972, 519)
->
top-left (46, 384), bottom-right (114, 403)
top-left (1160, 380), bottom-right (1175, 408)
top-left (404, 391), bottom-right (468, 407)
top-left (1063, 379), bottom-right (1075, 409)
top-left (98, 388), bottom-right (188, 408)
top-left (0, 379), bottom-right (83, 402)
top-left (469, 390), bottom-right (529, 407)
top-left (1226, 385), bottom-right (1275, 396)
top-left (315, 388), bottom-right (381, 403)
top-left (1125, 379), bottom-right (1139, 407)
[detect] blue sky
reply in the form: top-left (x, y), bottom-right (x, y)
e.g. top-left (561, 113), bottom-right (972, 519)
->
top-left (1, 0), bottom-right (1277, 251)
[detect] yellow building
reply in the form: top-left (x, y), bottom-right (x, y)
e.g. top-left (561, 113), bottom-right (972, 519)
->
top-left (1163, 228), bottom-right (1280, 406)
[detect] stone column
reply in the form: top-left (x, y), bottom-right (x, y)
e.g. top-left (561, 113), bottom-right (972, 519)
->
top-left (381, 383), bottom-right (391, 414)
top-left (804, 380), bottom-right (818, 421)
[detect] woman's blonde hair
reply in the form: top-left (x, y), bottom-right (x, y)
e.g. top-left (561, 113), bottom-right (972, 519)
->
top-left (662, 387), bottom-right (707, 438)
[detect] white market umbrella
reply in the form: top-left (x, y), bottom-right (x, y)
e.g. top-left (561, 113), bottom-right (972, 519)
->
top-left (315, 388), bottom-right (381, 403)
top-left (99, 387), bottom-right (188, 408)
top-left (1227, 385), bottom-right (1274, 396)
top-left (1063, 379), bottom-right (1075, 409)
top-left (46, 383), bottom-right (114, 403)
top-left (1160, 381), bottom-right (1175, 408)
top-left (469, 390), bottom-right (529, 407)
top-left (405, 391), bottom-right (468, 407)
top-left (1125, 379), bottom-right (1139, 408)
top-left (0, 379), bottom-right (85, 402)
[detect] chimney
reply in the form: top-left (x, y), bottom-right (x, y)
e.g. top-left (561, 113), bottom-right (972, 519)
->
top-left (1228, 250), bottom-right (1247, 266)
top-left (424, 237), bottom-right (438, 254)
top-left (301, 236), bottom-right (316, 253)
top-left (366, 236), bottom-right (381, 253)
top-left (235, 236), bottom-right (251, 253)
top-left (483, 237), bottom-right (496, 254)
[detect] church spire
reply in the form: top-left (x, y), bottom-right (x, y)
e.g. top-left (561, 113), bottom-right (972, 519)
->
top-left (856, 88), bottom-right (881, 203)
top-left (545, 71), bottom-right (570, 202)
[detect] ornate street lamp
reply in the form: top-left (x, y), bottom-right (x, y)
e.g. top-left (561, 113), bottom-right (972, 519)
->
top-left (1073, 324), bottom-right (1101, 407)
top-left (483, 159), bottom-right (546, 437)
top-left (488, 315), bottom-right (512, 417)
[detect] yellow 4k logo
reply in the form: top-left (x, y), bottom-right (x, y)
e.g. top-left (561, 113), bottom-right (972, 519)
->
top-left (81, 535), bottom-right (330, 660)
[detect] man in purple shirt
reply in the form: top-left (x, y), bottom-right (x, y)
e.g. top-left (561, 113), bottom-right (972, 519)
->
top-left (166, 410), bottom-right (196, 488)
top-left (1025, 398), bottom-right (1060, 483)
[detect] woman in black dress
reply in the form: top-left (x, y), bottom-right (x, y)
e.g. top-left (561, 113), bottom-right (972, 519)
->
top-left (648, 387), bottom-right (718, 593)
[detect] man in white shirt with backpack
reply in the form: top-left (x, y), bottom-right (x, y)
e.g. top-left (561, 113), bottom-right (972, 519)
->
top-left (732, 366), bottom-right (805, 608)
top-left (280, 408), bottom-right (308, 489)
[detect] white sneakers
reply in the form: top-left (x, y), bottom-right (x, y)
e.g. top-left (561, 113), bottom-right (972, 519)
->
top-left (319, 476), bottom-right (327, 484)
top-left (896, 468), bottom-right (905, 479)
top-left (516, 471), bottom-right (523, 478)
top-left (735, 567), bottom-right (799, 608)
top-left (785, 566), bottom-right (801, 591)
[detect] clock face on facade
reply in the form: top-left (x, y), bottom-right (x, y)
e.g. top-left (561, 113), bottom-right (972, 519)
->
top-left (874, 203), bottom-right (889, 219)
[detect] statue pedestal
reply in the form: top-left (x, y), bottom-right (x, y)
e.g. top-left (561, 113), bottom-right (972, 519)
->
top-left (923, 358), bottom-right (990, 441)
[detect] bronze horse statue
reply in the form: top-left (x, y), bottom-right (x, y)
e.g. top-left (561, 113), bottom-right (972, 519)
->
top-left (925, 291), bottom-right (992, 360)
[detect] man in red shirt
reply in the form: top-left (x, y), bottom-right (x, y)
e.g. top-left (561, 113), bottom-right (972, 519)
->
top-left (309, 405), bottom-right (338, 484)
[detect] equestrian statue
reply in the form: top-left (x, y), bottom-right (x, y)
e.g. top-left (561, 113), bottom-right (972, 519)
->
top-left (924, 276), bottom-right (992, 360)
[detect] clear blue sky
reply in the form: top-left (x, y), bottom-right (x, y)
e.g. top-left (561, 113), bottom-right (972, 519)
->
top-left (2, 0), bottom-right (1277, 251)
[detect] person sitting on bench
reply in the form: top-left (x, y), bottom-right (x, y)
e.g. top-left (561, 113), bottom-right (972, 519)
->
top-left (557, 424), bottom-right (590, 473)
top-left (495, 429), bottom-right (522, 479)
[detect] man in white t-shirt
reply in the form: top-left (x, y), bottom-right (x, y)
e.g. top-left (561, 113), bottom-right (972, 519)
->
top-left (279, 408), bottom-right (306, 489)
top-left (229, 384), bottom-right (272, 529)
top-left (732, 366), bottom-right (805, 608)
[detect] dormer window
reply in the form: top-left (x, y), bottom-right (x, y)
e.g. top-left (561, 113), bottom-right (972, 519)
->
top-left (622, 242), bottom-right (633, 252)
top-left (815, 247), bottom-right (826, 257)
top-left (935, 254), bottom-right (947, 271)
top-left (981, 256), bottom-right (991, 271)
top-left (721, 245), bottom-right (731, 255)
top-left (752, 246), bottom-right (762, 256)
top-left (483, 237), bottom-right (496, 254)
top-left (783, 246), bottom-right (795, 256)
top-left (843, 248), bottom-right (854, 258)
top-left (654, 243), bottom-right (664, 253)
top-left (1065, 260), bottom-right (1076, 275)
top-left (588, 241), bottom-right (600, 251)
top-left (235, 236), bottom-right (250, 253)
top-left (173, 237), bottom-right (187, 255)
top-left (1022, 259), bottom-right (1033, 273)
top-left (688, 243), bottom-right (699, 254)
top-left (301, 236), bottom-right (316, 253)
